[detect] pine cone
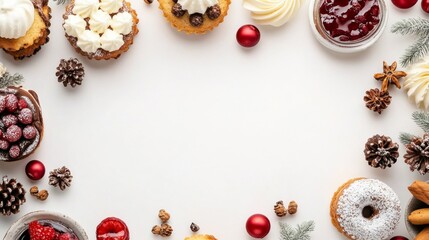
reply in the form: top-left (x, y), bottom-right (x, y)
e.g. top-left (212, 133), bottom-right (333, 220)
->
top-left (48, 166), bottom-right (73, 190)
top-left (0, 176), bottom-right (26, 216)
top-left (364, 134), bottom-right (399, 169)
top-left (56, 58), bottom-right (85, 88)
top-left (364, 88), bottom-right (391, 114)
top-left (404, 133), bottom-right (429, 175)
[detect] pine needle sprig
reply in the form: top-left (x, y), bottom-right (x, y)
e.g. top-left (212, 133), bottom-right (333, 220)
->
top-left (400, 35), bottom-right (429, 67)
top-left (280, 221), bottom-right (315, 240)
top-left (412, 111), bottom-right (429, 132)
top-left (0, 72), bottom-right (24, 89)
top-left (53, 0), bottom-right (68, 4)
top-left (391, 18), bottom-right (429, 36)
top-left (400, 132), bottom-right (415, 145)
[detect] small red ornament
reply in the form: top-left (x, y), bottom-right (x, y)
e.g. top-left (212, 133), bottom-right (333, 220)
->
top-left (25, 160), bottom-right (45, 180)
top-left (390, 237), bottom-right (408, 240)
top-left (246, 214), bottom-right (270, 238)
top-left (422, 0), bottom-right (429, 13)
top-left (391, 0), bottom-right (417, 8)
top-left (236, 25), bottom-right (260, 48)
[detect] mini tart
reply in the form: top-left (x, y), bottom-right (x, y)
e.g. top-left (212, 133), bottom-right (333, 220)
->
top-left (158, 0), bottom-right (230, 34)
top-left (63, 0), bottom-right (139, 60)
top-left (184, 234), bottom-right (217, 240)
top-left (0, 87), bottom-right (44, 161)
top-left (0, 0), bottom-right (51, 60)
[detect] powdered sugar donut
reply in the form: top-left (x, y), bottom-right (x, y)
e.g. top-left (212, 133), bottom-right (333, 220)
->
top-left (330, 178), bottom-right (400, 240)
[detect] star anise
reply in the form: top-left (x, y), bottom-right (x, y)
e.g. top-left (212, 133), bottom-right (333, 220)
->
top-left (374, 61), bottom-right (407, 92)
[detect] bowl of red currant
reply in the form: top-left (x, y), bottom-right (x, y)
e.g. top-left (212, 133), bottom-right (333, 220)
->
top-left (3, 211), bottom-right (88, 240)
top-left (309, 0), bottom-right (388, 53)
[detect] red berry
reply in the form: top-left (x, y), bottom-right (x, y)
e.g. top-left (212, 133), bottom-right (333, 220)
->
top-left (58, 233), bottom-right (78, 240)
top-left (29, 221), bottom-right (56, 240)
top-left (390, 237), bottom-right (409, 240)
top-left (0, 140), bottom-right (9, 150)
top-left (2, 114), bottom-right (18, 128)
top-left (236, 25), bottom-right (260, 48)
top-left (5, 125), bottom-right (22, 142)
top-left (18, 99), bottom-right (28, 109)
top-left (18, 108), bottom-right (33, 124)
top-left (96, 217), bottom-right (130, 240)
top-left (5, 94), bottom-right (18, 112)
top-left (392, 0), bottom-right (417, 8)
top-left (0, 97), bottom-right (6, 113)
top-left (9, 145), bottom-right (20, 158)
top-left (423, 0), bottom-right (429, 12)
top-left (23, 125), bottom-right (37, 139)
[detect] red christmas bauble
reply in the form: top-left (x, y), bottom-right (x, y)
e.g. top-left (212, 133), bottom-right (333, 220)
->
top-left (25, 160), bottom-right (45, 180)
top-left (236, 25), bottom-right (260, 48)
top-left (390, 237), bottom-right (408, 240)
top-left (246, 214), bottom-right (270, 238)
top-left (422, 0), bottom-right (429, 12)
top-left (391, 0), bottom-right (417, 9)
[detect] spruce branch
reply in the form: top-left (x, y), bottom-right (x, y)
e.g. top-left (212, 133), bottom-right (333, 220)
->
top-left (280, 222), bottom-right (296, 240)
top-left (0, 72), bottom-right (24, 89)
top-left (412, 111), bottom-right (429, 132)
top-left (53, 0), bottom-right (68, 4)
top-left (280, 221), bottom-right (315, 240)
top-left (400, 35), bottom-right (429, 67)
top-left (391, 18), bottom-right (429, 36)
top-left (400, 132), bottom-right (415, 145)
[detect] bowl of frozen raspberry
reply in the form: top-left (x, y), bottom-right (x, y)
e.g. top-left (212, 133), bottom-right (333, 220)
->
top-left (309, 0), bottom-right (388, 53)
top-left (96, 217), bottom-right (130, 240)
top-left (3, 211), bottom-right (88, 240)
top-left (0, 87), bottom-right (44, 161)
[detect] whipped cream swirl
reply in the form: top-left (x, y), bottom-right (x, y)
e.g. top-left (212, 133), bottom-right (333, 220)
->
top-left (111, 12), bottom-right (133, 35)
top-left (404, 58), bottom-right (429, 110)
top-left (243, 0), bottom-right (303, 27)
top-left (100, 0), bottom-right (122, 13)
top-left (89, 10), bottom-right (111, 33)
top-left (73, 0), bottom-right (100, 18)
top-left (64, 15), bottom-right (86, 37)
top-left (100, 29), bottom-right (124, 52)
top-left (0, 0), bottom-right (35, 39)
top-left (77, 30), bottom-right (101, 53)
top-left (178, 0), bottom-right (218, 14)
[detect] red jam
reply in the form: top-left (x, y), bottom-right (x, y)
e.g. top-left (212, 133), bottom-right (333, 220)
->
top-left (319, 0), bottom-right (381, 42)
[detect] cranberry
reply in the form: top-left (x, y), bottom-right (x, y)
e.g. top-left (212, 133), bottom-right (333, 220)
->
top-left (18, 108), bottom-right (33, 124)
top-left (18, 99), bottom-right (28, 110)
top-left (0, 140), bottom-right (9, 150)
top-left (5, 94), bottom-right (18, 113)
top-left (23, 126), bottom-right (37, 140)
top-left (9, 145), bottom-right (20, 158)
top-left (370, 5), bottom-right (379, 16)
top-left (322, 15), bottom-right (338, 31)
top-left (2, 115), bottom-right (17, 128)
top-left (348, 20), bottom-right (359, 30)
top-left (5, 125), bottom-right (22, 143)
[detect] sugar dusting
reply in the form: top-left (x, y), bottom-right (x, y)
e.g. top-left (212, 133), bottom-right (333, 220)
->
top-left (336, 179), bottom-right (400, 240)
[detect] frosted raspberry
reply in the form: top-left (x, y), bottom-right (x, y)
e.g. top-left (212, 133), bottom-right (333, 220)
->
top-left (18, 99), bottom-right (28, 109)
top-left (5, 94), bottom-right (18, 112)
top-left (9, 145), bottom-right (20, 158)
top-left (0, 140), bottom-right (9, 150)
top-left (2, 114), bottom-right (18, 128)
top-left (18, 108), bottom-right (33, 124)
top-left (23, 125), bottom-right (37, 139)
top-left (5, 125), bottom-right (22, 142)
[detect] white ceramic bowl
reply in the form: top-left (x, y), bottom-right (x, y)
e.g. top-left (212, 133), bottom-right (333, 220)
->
top-left (3, 211), bottom-right (88, 240)
top-left (405, 195), bottom-right (428, 239)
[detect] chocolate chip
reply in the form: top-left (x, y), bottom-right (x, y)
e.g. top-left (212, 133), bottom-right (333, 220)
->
top-left (206, 5), bottom-right (221, 20)
top-left (190, 13), bottom-right (203, 27)
top-left (172, 3), bottom-right (186, 17)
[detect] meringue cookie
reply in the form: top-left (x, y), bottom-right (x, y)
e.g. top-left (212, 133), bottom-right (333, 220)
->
top-left (77, 30), bottom-right (101, 53)
top-left (0, 0), bottom-right (35, 39)
top-left (243, 0), bottom-right (303, 27)
top-left (100, 29), bottom-right (124, 52)
top-left (178, 0), bottom-right (218, 14)
top-left (73, 0), bottom-right (99, 18)
top-left (99, 0), bottom-right (122, 14)
top-left (110, 12), bottom-right (133, 35)
top-left (89, 10), bottom-right (111, 34)
top-left (404, 58), bottom-right (429, 110)
top-left (64, 15), bottom-right (87, 38)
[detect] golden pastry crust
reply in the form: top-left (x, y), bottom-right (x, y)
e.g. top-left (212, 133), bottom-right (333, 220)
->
top-left (184, 234), bottom-right (217, 240)
top-left (158, 0), bottom-right (230, 34)
top-left (330, 178), bottom-right (365, 240)
top-left (0, 5), bottom-right (51, 60)
top-left (63, 0), bottom-right (139, 60)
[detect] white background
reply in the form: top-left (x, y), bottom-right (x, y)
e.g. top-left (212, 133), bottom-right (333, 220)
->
top-left (0, 0), bottom-right (427, 239)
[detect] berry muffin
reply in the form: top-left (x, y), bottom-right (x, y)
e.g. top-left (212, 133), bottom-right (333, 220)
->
top-left (0, 87), bottom-right (43, 161)
top-left (184, 235), bottom-right (217, 240)
top-left (63, 0), bottom-right (139, 60)
top-left (0, 0), bottom-right (51, 60)
top-left (158, 0), bottom-right (230, 34)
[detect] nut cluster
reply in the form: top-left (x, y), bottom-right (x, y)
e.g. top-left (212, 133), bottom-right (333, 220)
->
top-left (152, 209), bottom-right (173, 237)
top-left (274, 200), bottom-right (298, 217)
top-left (29, 186), bottom-right (49, 201)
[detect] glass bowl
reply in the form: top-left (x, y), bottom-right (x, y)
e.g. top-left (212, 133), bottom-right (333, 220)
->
top-left (3, 211), bottom-right (88, 240)
top-left (309, 0), bottom-right (388, 53)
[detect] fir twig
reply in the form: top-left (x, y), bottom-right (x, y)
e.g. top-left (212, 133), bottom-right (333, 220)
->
top-left (280, 221), bottom-right (315, 240)
top-left (391, 18), bottom-right (429, 36)
top-left (412, 111), bottom-right (429, 132)
top-left (53, 0), bottom-right (68, 4)
top-left (0, 72), bottom-right (24, 89)
top-left (400, 35), bottom-right (429, 67)
top-left (400, 132), bottom-right (415, 145)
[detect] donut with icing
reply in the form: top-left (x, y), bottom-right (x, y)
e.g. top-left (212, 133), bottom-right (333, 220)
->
top-left (330, 178), bottom-right (400, 240)
top-left (0, 0), bottom-right (51, 59)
